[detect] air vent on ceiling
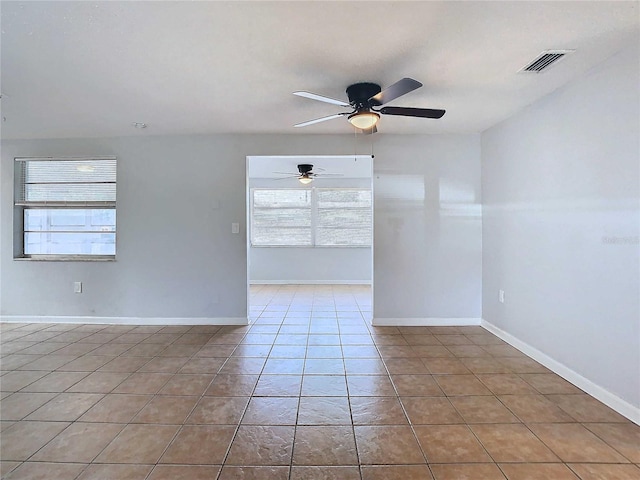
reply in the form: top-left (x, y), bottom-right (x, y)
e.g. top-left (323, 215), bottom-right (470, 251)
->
top-left (520, 50), bottom-right (574, 73)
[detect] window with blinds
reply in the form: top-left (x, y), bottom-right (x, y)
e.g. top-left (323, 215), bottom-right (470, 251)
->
top-left (14, 156), bottom-right (117, 258)
top-left (251, 188), bottom-right (372, 247)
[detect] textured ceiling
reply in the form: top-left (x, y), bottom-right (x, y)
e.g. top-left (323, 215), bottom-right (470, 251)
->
top-left (1, 1), bottom-right (638, 139)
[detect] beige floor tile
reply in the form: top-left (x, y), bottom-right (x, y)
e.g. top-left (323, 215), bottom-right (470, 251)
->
top-left (301, 375), bottom-right (348, 396)
top-left (385, 357), bottom-right (430, 374)
top-left (205, 374), bottom-right (258, 396)
top-left (414, 425), bottom-right (492, 463)
top-left (56, 355), bottom-right (115, 371)
top-left (497, 357), bottom-right (550, 374)
top-left (0, 461), bottom-right (20, 477)
top-left (355, 425), bottom-right (426, 464)
top-left (470, 424), bottom-right (559, 462)
top-left (242, 396), bottom-right (299, 425)
top-left (528, 423), bottom-right (629, 463)
top-left (177, 357), bottom-right (226, 374)
top-left (0, 421), bottom-right (70, 461)
top-left (498, 394), bottom-right (575, 423)
top-left (254, 374), bottom-right (302, 396)
top-left (422, 357), bottom-right (471, 375)
top-left (391, 374), bottom-right (443, 396)
top-left (450, 396), bottom-right (520, 423)
top-left (138, 356), bottom-right (189, 373)
top-left (187, 396), bottom-right (249, 424)
top-left (218, 357), bottom-right (267, 374)
top-left (401, 396), bottom-right (464, 425)
top-left (568, 463), bottom-right (640, 480)
top-left (547, 394), bottom-right (630, 422)
top-left (305, 358), bottom-right (346, 374)
top-left (347, 375), bottom-right (396, 396)
top-left (21, 372), bottom-right (88, 393)
top-left (112, 372), bottom-right (173, 394)
top-left (293, 426), bottom-right (358, 465)
top-left (350, 396), bottom-right (407, 425)
top-left (0, 392), bottom-right (57, 420)
top-left (297, 396), bottom-right (352, 425)
top-left (219, 466), bottom-right (289, 480)
top-left (97, 355), bottom-right (151, 372)
top-left (132, 395), bottom-right (198, 424)
top-left (477, 374), bottom-right (539, 395)
top-left (377, 345), bottom-right (420, 358)
top-left (25, 393), bottom-right (103, 421)
top-left (96, 424), bottom-right (179, 464)
top-left (344, 358), bottom-right (387, 375)
top-left (158, 374), bottom-right (213, 396)
top-left (79, 393), bottom-right (151, 422)
top-left (2, 462), bottom-right (86, 480)
top-left (431, 463), bottom-right (507, 480)
top-left (76, 464), bottom-right (154, 480)
top-left (0, 371), bottom-right (48, 391)
top-left (361, 465), bottom-right (434, 480)
top-left (434, 375), bottom-right (493, 396)
top-left (160, 425), bottom-right (235, 464)
top-left (411, 345), bottom-right (454, 358)
top-left (31, 422), bottom-right (124, 462)
top-left (147, 465), bottom-right (222, 480)
top-left (519, 373), bottom-right (584, 394)
top-left (460, 357), bottom-right (513, 374)
top-left (65, 371), bottom-right (130, 393)
top-left (499, 463), bottom-right (579, 479)
top-left (585, 423), bottom-right (640, 463)
top-left (226, 425), bottom-right (295, 466)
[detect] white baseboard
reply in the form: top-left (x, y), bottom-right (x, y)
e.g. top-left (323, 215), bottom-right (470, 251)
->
top-left (0, 315), bottom-right (249, 326)
top-left (372, 317), bottom-right (481, 326)
top-left (481, 319), bottom-right (640, 425)
top-left (250, 280), bottom-right (372, 285)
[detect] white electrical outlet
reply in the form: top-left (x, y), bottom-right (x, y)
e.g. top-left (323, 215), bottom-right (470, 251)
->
top-left (232, 223), bottom-right (240, 234)
top-left (499, 289), bottom-right (505, 303)
top-left (74, 281), bottom-right (83, 294)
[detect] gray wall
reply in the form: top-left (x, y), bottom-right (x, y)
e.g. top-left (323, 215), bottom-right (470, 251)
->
top-left (482, 44), bottom-right (640, 411)
top-left (1, 133), bottom-right (482, 322)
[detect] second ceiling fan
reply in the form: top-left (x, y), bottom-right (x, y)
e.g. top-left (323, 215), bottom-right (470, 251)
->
top-left (294, 77), bottom-right (445, 133)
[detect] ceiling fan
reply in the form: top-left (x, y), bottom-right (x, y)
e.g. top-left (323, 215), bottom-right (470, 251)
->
top-left (293, 77), bottom-right (445, 133)
top-left (274, 164), bottom-right (342, 184)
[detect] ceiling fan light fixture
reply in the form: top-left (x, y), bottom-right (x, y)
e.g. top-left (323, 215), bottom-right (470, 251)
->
top-left (348, 111), bottom-right (380, 130)
top-left (299, 175), bottom-right (313, 185)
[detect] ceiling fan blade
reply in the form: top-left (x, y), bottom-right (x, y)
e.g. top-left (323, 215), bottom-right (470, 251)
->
top-left (272, 171), bottom-right (298, 175)
top-left (294, 113), bottom-right (346, 128)
top-left (313, 173), bottom-right (344, 177)
top-left (369, 78), bottom-right (422, 106)
top-left (273, 175), bottom-right (299, 180)
top-left (293, 91), bottom-right (350, 107)
top-left (380, 106), bottom-right (445, 119)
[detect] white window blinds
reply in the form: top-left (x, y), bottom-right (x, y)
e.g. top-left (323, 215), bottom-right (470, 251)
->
top-left (251, 188), bottom-right (372, 247)
top-left (15, 156), bottom-right (117, 206)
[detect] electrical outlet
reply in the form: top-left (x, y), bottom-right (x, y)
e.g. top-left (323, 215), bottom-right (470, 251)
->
top-left (74, 281), bottom-right (82, 294)
top-left (499, 289), bottom-right (505, 303)
top-left (232, 223), bottom-right (240, 234)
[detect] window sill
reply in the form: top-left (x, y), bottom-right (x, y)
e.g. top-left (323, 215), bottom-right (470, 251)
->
top-left (14, 256), bottom-right (116, 262)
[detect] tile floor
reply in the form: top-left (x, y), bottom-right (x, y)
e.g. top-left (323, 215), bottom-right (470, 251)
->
top-left (1, 284), bottom-right (638, 479)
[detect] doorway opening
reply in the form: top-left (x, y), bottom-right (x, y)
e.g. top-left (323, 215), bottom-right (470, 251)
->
top-left (246, 155), bottom-right (373, 325)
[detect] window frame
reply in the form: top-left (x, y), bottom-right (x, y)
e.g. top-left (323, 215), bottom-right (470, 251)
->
top-left (250, 187), bottom-right (372, 248)
top-left (14, 156), bottom-right (117, 261)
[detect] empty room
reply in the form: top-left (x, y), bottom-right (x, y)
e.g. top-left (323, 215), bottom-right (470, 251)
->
top-left (0, 2), bottom-right (638, 479)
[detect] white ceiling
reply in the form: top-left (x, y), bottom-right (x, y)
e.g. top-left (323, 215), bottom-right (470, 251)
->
top-left (1, 1), bottom-right (638, 139)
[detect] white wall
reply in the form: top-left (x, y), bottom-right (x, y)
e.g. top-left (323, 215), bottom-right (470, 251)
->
top-left (0, 133), bottom-right (482, 324)
top-left (248, 176), bottom-right (372, 284)
top-left (482, 44), bottom-right (640, 415)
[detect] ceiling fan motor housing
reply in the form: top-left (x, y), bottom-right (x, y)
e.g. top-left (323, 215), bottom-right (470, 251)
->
top-left (297, 164), bottom-right (314, 174)
top-left (346, 83), bottom-right (382, 109)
